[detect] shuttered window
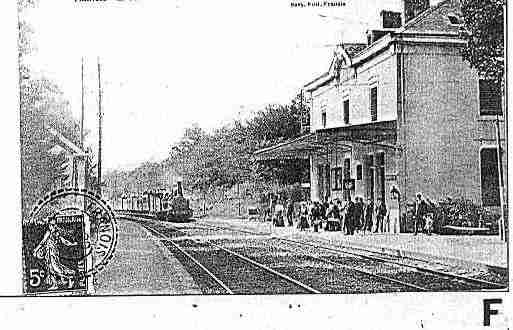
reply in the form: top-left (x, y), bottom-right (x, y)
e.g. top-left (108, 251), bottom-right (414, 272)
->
top-left (332, 168), bottom-right (343, 190)
top-left (370, 86), bottom-right (377, 121)
top-left (343, 99), bottom-right (349, 124)
top-left (375, 152), bottom-right (384, 167)
top-left (481, 148), bottom-right (501, 206)
top-left (343, 158), bottom-right (351, 178)
top-left (356, 164), bottom-right (363, 180)
top-left (479, 80), bottom-right (502, 116)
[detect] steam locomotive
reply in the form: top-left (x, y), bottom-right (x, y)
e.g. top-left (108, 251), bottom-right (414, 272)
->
top-left (155, 181), bottom-right (194, 222)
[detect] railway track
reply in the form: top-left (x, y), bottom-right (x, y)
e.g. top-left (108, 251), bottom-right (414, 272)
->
top-left (116, 212), bottom-right (507, 293)
top-left (134, 219), bottom-right (318, 294)
top-left (120, 214), bottom-right (457, 294)
top-left (195, 220), bottom-right (508, 291)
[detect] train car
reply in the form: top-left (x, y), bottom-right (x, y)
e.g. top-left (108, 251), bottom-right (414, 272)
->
top-left (155, 181), bottom-right (194, 222)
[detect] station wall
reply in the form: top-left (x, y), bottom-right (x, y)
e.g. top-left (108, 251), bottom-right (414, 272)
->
top-left (400, 43), bottom-right (507, 206)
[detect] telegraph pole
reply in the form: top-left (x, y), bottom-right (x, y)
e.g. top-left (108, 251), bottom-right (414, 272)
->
top-left (496, 3), bottom-right (508, 243)
top-left (496, 110), bottom-right (505, 242)
top-left (81, 57), bottom-right (85, 148)
top-left (501, 4), bottom-right (508, 243)
top-left (237, 182), bottom-right (241, 217)
top-left (97, 57), bottom-right (103, 196)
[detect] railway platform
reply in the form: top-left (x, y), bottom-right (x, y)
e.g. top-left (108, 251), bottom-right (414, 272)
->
top-left (95, 219), bottom-right (202, 295)
top-left (292, 231), bottom-right (507, 270)
top-left (200, 217), bottom-right (508, 270)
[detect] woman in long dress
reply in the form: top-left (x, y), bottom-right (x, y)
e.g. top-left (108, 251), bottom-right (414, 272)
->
top-left (33, 218), bottom-right (78, 290)
top-left (389, 186), bottom-right (401, 234)
top-left (297, 202), bottom-right (309, 230)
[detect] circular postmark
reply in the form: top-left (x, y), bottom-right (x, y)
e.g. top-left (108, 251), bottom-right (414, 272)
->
top-left (23, 188), bottom-right (118, 293)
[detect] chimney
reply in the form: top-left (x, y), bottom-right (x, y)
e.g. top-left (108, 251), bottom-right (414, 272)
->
top-left (176, 181), bottom-right (183, 197)
top-left (367, 30), bottom-right (389, 45)
top-left (403, 0), bottom-right (430, 24)
top-left (380, 10), bottom-right (402, 29)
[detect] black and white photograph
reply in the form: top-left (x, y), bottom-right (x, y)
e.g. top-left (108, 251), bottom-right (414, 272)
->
top-left (2, 0), bottom-right (511, 328)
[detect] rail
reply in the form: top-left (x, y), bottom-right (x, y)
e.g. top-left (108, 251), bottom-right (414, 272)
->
top-left (194, 221), bottom-right (507, 291)
top-left (120, 213), bottom-right (320, 294)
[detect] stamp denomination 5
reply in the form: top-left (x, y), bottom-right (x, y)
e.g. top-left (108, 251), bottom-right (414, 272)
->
top-left (23, 188), bottom-right (118, 295)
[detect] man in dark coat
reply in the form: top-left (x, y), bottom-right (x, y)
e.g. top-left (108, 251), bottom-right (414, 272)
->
top-left (286, 200), bottom-right (294, 227)
top-left (331, 201), bottom-right (341, 231)
top-left (311, 202), bottom-right (321, 233)
top-left (354, 197), bottom-right (364, 233)
top-left (320, 201), bottom-right (327, 221)
top-left (345, 198), bottom-right (356, 235)
top-left (336, 200), bottom-right (344, 232)
top-left (363, 198), bottom-right (374, 234)
top-left (414, 193), bottom-right (428, 235)
top-left (375, 198), bottom-right (387, 233)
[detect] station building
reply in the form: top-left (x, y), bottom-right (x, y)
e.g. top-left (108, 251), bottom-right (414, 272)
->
top-left (255, 0), bottom-right (507, 220)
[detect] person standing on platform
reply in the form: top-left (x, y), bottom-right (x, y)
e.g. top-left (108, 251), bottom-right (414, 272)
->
top-left (286, 199), bottom-right (294, 227)
top-left (414, 193), bottom-right (428, 235)
top-left (375, 198), bottom-right (387, 233)
top-left (298, 202), bottom-right (309, 231)
top-left (332, 200), bottom-right (341, 231)
top-left (362, 198), bottom-right (374, 234)
top-left (311, 202), bottom-right (321, 233)
top-left (325, 201), bottom-right (334, 231)
top-left (389, 186), bottom-right (401, 234)
top-left (308, 201), bottom-right (315, 228)
top-left (269, 193), bottom-right (276, 221)
top-left (383, 206), bottom-right (391, 233)
top-left (345, 198), bottom-right (356, 235)
top-left (320, 200), bottom-right (328, 229)
top-left (337, 200), bottom-right (345, 233)
top-left (274, 199), bottom-right (285, 227)
top-left (354, 197), bottom-right (364, 234)
top-left (423, 197), bottom-right (435, 235)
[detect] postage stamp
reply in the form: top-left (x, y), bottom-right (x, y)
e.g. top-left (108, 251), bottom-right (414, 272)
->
top-left (22, 188), bottom-right (117, 295)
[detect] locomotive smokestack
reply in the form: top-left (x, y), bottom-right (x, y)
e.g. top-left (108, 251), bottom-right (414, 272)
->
top-left (177, 181), bottom-right (183, 197)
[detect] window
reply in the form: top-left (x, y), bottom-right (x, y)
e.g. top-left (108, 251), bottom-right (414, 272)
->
top-left (479, 79), bottom-right (502, 116)
top-left (343, 158), bottom-right (351, 178)
top-left (343, 99), bottom-right (350, 124)
top-left (318, 165), bottom-right (324, 192)
top-left (367, 154), bottom-right (374, 167)
top-left (447, 14), bottom-right (463, 25)
top-left (322, 112), bottom-right (327, 128)
top-left (332, 167), bottom-right (343, 190)
top-left (370, 86), bottom-right (377, 121)
top-left (375, 152), bottom-right (384, 167)
top-left (356, 164), bottom-right (363, 180)
top-left (325, 164), bottom-right (331, 198)
top-left (480, 148), bottom-right (501, 206)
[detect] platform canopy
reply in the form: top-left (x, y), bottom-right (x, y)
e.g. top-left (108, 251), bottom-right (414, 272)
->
top-left (253, 120), bottom-right (397, 161)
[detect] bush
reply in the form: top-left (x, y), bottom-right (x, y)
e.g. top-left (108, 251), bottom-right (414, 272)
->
top-left (429, 198), bottom-right (500, 234)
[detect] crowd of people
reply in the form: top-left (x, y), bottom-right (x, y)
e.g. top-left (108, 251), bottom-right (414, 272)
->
top-left (265, 197), bottom-right (394, 235)
top-left (262, 189), bottom-right (434, 235)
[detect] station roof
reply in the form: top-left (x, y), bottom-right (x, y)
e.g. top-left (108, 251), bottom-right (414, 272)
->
top-left (254, 120), bottom-right (397, 161)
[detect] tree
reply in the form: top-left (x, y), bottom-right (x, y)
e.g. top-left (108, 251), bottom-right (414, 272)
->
top-left (246, 96), bottom-right (309, 184)
top-left (19, 0), bottom-right (82, 219)
top-left (105, 93), bottom-right (310, 201)
top-left (19, 76), bottom-right (83, 218)
top-left (460, 0), bottom-right (504, 84)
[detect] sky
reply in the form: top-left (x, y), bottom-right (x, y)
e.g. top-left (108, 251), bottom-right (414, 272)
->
top-left (21, 0), bottom-right (439, 171)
